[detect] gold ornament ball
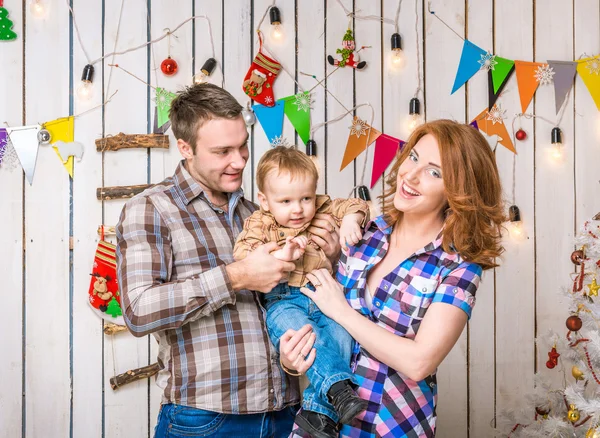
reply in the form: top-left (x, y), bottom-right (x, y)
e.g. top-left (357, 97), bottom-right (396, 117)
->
top-left (586, 428), bottom-right (600, 438)
top-left (572, 365), bottom-right (585, 381)
top-left (568, 404), bottom-right (580, 423)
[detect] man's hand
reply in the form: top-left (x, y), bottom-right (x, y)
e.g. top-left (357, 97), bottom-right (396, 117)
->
top-left (307, 213), bottom-right (342, 264)
top-left (339, 213), bottom-right (364, 251)
top-left (226, 242), bottom-right (295, 293)
top-left (273, 236), bottom-right (308, 261)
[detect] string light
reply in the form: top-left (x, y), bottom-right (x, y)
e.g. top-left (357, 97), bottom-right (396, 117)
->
top-left (390, 33), bottom-right (405, 68)
top-left (508, 205), bottom-right (526, 241)
top-left (406, 97), bottom-right (423, 133)
top-left (551, 126), bottom-right (564, 161)
top-left (193, 58), bottom-right (217, 84)
top-left (76, 64), bottom-right (95, 101)
top-left (269, 7), bottom-right (284, 41)
top-left (30, 0), bottom-right (46, 18)
top-left (305, 139), bottom-right (320, 174)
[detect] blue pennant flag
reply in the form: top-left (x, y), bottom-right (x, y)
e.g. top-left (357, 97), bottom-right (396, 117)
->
top-left (253, 100), bottom-right (285, 143)
top-left (451, 40), bottom-right (488, 94)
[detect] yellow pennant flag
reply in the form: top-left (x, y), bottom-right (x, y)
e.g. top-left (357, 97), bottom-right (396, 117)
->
top-left (45, 117), bottom-right (75, 178)
top-left (577, 55), bottom-right (600, 111)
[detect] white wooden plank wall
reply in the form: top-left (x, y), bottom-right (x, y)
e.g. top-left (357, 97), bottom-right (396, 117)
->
top-left (0, 1), bottom-right (598, 437)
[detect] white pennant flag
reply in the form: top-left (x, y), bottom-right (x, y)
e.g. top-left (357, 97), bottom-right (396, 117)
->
top-left (7, 125), bottom-right (41, 185)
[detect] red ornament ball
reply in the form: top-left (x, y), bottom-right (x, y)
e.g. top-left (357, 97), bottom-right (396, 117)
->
top-left (161, 57), bottom-right (178, 76)
top-left (516, 129), bottom-right (527, 141)
top-left (535, 406), bottom-right (550, 416)
top-left (571, 249), bottom-right (584, 265)
top-left (546, 360), bottom-right (556, 369)
top-left (566, 315), bottom-right (583, 332)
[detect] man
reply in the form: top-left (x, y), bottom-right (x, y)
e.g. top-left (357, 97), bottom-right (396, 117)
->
top-left (116, 83), bottom-right (341, 438)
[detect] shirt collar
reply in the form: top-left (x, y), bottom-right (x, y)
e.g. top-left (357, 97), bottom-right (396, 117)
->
top-left (370, 215), bottom-right (445, 255)
top-left (172, 160), bottom-right (244, 206)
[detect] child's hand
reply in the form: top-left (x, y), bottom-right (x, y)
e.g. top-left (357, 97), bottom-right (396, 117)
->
top-left (276, 236), bottom-right (308, 261)
top-left (339, 214), bottom-right (364, 251)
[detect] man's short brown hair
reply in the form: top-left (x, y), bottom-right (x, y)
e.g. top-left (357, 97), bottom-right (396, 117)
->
top-left (256, 147), bottom-right (319, 192)
top-left (169, 83), bottom-right (243, 152)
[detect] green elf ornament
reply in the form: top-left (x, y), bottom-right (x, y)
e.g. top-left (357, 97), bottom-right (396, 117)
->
top-left (0, 0), bottom-right (17, 42)
top-left (328, 28), bottom-right (366, 70)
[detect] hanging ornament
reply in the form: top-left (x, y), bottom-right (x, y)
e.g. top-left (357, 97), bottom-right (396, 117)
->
top-left (586, 426), bottom-right (600, 438)
top-left (572, 365), bottom-right (585, 381)
top-left (349, 117), bottom-right (368, 138)
top-left (535, 406), bottom-right (550, 418)
top-left (0, 0), bottom-right (18, 41)
top-left (485, 104), bottom-right (506, 125)
top-left (571, 249), bottom-right (585, 265)
top-left (534, 64), bottom-right (555, 86)
top-left (478, 52), bottom-right (498, 71)
top-left (328, 28), bottom-right (367, 70)
top-left (588, 277), bottom-right (600, 297)
top-left (515, 129), bottom-right (527, 141)
top-left (161, 56), bottom-right (178, 76)
top-left (37, 128), bottom-right (51, 144)
top-left (568, 404), bottom-right (580, 423)
top-left (242, 31), bottom-right (282, 107)
top-left (546, 345), bottom-right (560, 369)
top-left (566, 315), bottom-right (583, 331)
top-left (241, 102), bottom-right (256, 126)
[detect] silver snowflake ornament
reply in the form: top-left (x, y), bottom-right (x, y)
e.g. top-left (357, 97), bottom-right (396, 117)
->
top-left (0, 140), bottom-right (19, 171)
top-left (270, 136), bottom-right (290, 148)
top-left (535, 64), bottom-right (555, 85)
top-left (155, 88), bottom-right (177, 113)
top-left (349, 117), bottom-right (368, 138)
top-left (586, 57), bottom-right (600, 75)
top-left (293, 92), bottom-right (312, 112)
top-left (478, 52), bottom-right (498, 71)
top-left (486, 104), bottom-right (506, 125)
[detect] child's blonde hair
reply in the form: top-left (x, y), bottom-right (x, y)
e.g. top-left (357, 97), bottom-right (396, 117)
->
top-left (256, 146), bottom-right (318, 192)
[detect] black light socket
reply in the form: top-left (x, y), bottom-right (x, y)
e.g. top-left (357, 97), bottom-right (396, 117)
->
top-left (551, 127), bottom-right (562, 144)
top-left (509, 205), bottom-right (521, 222)
top-left (81, 64), bottom-right (95, 83)
top-left (357, 185), bottom-right (371, 202)
top-left (201, 58), bottom-right (217, 76)
top-left (409, 97), bottom-right (421, 115)
top-left (306, 139), bottom-right (317, 156)
top-left (269, 6), bottom-right (281, 25)
top-left (391, 33), bottom-right (402, 51)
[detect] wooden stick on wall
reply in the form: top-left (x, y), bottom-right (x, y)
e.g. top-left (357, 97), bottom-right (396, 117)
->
top-left (96, 184), bottom-right (152, 200)
top-left (110, 363), bottom-right (160, 390)
top-left (96, 133), bottom-right (169, 151)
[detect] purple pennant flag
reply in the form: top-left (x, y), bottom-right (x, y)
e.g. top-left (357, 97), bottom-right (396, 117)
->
top-left (469, 120), bottom-right (479, 130)
top-left (547, 60), bottom-right (578, 114)
top-left (0, 128), bottom-right (7, 166)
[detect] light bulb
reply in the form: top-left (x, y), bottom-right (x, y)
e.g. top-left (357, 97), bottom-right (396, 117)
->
top-left (391, 49), bottom-right (405, 68)
top-left (193, 72), bottom-right (208, 84)
top-left (508, 205), bottom-right (526, 241)
top-left (193, 58), bottom-right (217, 85)
top-left (270, 23), bottom-right (284, 41)
top-left (550, 127), bottom-right (563, 162)
top-left (406, 114), bottom-right (423, 133)
top-left (76, 81), bottom-right (94, 101)
top-left (551, 143), bottom-right (563, 161)
top-left (30, 0), bottom-right (46, 18)
top-left (269, 7), bottom-right (284, 41)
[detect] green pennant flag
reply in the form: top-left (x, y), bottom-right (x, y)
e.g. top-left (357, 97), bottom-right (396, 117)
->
top-left (283, 92), bottom-right (311, 146)
top-left (156, 87), bottom-right (177, 129)
top-left (491, 57), bottom-right (515, 94)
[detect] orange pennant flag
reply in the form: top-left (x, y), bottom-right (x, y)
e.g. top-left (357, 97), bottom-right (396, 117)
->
top-left (340, 116), bottom-right (382, 171)
top-left (471, 105), bottom-right (516, 154)
top-left (515, 61), bottom-right (546, 113)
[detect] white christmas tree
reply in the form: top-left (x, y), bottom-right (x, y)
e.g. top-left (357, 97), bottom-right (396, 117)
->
top-left (498, 215), bottom-right (600, 438)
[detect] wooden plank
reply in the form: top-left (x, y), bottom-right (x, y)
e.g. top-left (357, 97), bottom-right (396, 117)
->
top-left (574, 1), bottom-right (600, 223)
top-left (96, 184), bottom-right (153, 200)
top-left (0, 1), bottom-right (24, 436)
top-left (325, 0), bottom-right (355, 200)
top-left (71, 0), bottom-right (104, 436)
top-left (96, 133), bottom-right (169, 151)
top-left (103, 0), bottom-right (152, 435)
top-left (423, 1), bottom-right (469, 435)
top-left (24, 1), bottom-right (71, 436)
top-left (297, 0), bottom-right (326, 194)
top-left (222, 0), bottom-right (253, 200)
top-left (534, 0), bottom-right (575, 402)
top-left (465, 1), bottom-right (496, 436)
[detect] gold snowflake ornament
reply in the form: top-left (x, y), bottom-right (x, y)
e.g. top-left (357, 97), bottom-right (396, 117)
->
top-left (586, 57), bottom-right (600, 75)
top-left (349, 117), bottom-right (368, 138)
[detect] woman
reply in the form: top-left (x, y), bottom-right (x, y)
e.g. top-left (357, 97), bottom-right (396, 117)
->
top-left (280, 119), bottom-right (505, 438)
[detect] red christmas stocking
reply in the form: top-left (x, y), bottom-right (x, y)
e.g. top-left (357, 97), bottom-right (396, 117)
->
top-left (88, 229), bottom-right (123, 322)
top-left (242, 32), bottom-right (282, 107)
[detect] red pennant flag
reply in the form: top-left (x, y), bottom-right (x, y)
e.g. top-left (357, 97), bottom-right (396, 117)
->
top-left (371, 134), bottom-right (404, 188)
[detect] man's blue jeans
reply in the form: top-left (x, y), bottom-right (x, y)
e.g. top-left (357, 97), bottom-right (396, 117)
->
top-left (154, 403), bottom-right (299, 437)
top-left (264, 282), bottom-right (357, 422)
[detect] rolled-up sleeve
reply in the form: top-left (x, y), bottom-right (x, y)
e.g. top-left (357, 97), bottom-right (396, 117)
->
top-left (116, 196), bottom-right (236, 337)
top-left (432, 262), bottom-right (481, 319)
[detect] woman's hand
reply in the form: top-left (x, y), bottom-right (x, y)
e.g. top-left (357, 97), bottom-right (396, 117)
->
top-left (301, 269), bottom-right (351, 322)
top-left (279, 324), bottom-right (316, 374)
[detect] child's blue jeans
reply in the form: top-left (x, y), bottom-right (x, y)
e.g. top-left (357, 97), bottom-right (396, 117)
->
top-left (264, 282), bottom-right (357, 422)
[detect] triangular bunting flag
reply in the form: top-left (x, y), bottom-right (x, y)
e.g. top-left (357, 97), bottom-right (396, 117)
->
top-left (282, 92), bottom-right (311, 146)
top-left (156, 88), bottom-right (177, 128)
top-left (577, 55), bottom-right (600, 110)
top-left (340, 117), bottom-right (382, 171)
top-left (7, 125), bottom-right (41, 185)
top-left (254, 100), bottom-right (285, 143)
top-left (488, 62), bottom-right (515, 109)
top-left (469, 120), bottom-right (479, 130)
top-left (548, 60), bottom-right (577, 114)
top-left (514, 61), bottom-right (545, 113)
top-left (371, 134), bottom-right (403, 188)
top-left (471, 106), bottom-right (516, 154)
top-left (451, 40), bottom-right (488, 94)
top-left (153, 109), bottom-right (171, 134)
top-left (45, 117), bottom-right (75, 178)
top-left (0, 128), bottom-right (8, 167)
top-left (491, 57), bottom-right (515, 94)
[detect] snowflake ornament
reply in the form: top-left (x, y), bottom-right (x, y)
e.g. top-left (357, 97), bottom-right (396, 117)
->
top-left (293, 92), bottom-right (312, 112)
top-left (586, 57), bottom-right (600, 75)
top-left (0, 135), bottom-right (7, 167)
top-left (0, 140), bottom-right (19, 171)
top-left (349, 117), bottom-right (368, 138)
top-left (486, 104), bottom-right (506, 125)
top-left (264, 96), bottom-right (274, 105)
top-left (535, 64), bottom-right (555, 85)
top-left (270, 136), bottom-right (290, 148)
top-left (478, 52), bottom-right (498, 71)
top-left (155, 88), bottom-right (176, 113)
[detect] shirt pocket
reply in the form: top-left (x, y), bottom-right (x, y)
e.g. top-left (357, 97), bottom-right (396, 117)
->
top-left (399, 276), bottom-right (438, 319)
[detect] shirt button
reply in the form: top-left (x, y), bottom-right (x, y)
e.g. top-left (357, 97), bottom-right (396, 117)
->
top-left (279, 232), bottom-right (285, 237)
top-left (422, 287), bottom-right (428, 292)
top-left (376, 302), bottom-right (381, 307)
top-left (270, 389), bottom-right (274, 393)
top-left (453, 288), bottom-right (458, 293)
top-left (383, 285), bottom-right (388, 290)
